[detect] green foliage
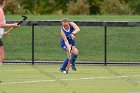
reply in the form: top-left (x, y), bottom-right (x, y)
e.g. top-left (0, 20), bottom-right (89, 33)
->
top-left (18, 0), bottom-right (69, 15)
top-left (88, 0), bottom-right (102, 14)
top-left (127, 0), bottom-right (140, 14)
top-left (67, 0), bottom-right (90, 15)
top-left (4, 0), bottom-right (30, 14)
top-left (100, 0), bottom-right (134, 15)
top-left (3, 0), bottom-right (140, 15)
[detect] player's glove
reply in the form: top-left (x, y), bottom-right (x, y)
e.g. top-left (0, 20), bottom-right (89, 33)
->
top-left (67, 34), bottom-right (72, 40)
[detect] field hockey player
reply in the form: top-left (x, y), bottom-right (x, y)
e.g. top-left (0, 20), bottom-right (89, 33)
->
top-left (59, 18), bottom-right (80, 74)
top-left (0, 0), bottom-right (19, 65)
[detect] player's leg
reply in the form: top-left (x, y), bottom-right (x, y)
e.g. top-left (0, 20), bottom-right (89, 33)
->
top-left (59, 42), bottom-right (68, 73)
top-left (70, 46), bottom-right (78, 71)
top-left (0, 46), bottom-right (4, 65)
top-left (0, 39), bottom-right (4, 65)
top-left (60, 57), bottom-right (68, 71)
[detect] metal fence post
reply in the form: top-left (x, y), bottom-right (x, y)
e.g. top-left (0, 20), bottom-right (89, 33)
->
top-left (104, 26), bottom-right (107, 65)
top-left (32, 25), bottom-right (35, 65)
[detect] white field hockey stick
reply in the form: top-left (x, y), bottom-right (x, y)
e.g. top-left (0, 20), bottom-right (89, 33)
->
top-left (6, 16), bottom-right (27, 33)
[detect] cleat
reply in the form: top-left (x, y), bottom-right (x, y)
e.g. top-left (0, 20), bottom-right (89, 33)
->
top-left (59, 68), bottom-right (68, 74)
top-left (71, 66), bottom-right (77, 71)
top-left (62, 70), bottom-right (67, 74)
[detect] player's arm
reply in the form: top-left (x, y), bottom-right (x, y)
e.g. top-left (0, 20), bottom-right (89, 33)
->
top-left (0, 10), bottom-right (19, 28)
top-left (0, 17), bottom-right (19, 28)
top-left (0, 17), bottom-right (19, 36)
top-left (0, 9), bottom-right (4, 28)
top-left (0, 23), bottom-right (19, 28)
top-left (61, 30), bottom-right (71, 52)
top-left (69, 22), bottom-right (80, 40)
top-left (69, 22), bottom-right (80, 35)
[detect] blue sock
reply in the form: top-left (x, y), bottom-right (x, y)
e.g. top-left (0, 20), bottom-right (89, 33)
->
top-left (61, 57), bottom-right (68, 70)
top-left (70, 54), bottom-right (77, 67)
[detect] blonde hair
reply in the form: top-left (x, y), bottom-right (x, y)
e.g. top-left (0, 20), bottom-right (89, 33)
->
top-left (61, 18), bottom-right (70, 26)
top-left (62, 18), bottom-right (70, 23)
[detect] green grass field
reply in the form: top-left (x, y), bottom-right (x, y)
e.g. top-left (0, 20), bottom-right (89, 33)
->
top-left (6, 15), bottom-right (140, 21)
top-left (0, 65), bottom-right (140, 93)
top-left (1, 15), bottom-right (140, 93)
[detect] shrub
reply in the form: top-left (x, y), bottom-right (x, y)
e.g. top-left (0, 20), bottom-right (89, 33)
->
top-left (4, 0), bottom-right (30, 14)
top-left (67, 0), bottom-right (90, 15)
top-left (127, 0), bottom-right (140, 14)
top-left (88, 0), bottom-right (102, 15)
top-left (100, 0), bottom-right (134, 15)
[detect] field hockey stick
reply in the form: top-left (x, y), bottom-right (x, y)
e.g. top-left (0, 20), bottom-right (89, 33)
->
top-left (66, 45), bottom-right (72, 72)
top-left (66, 34), bottom-right (77, 72)
top-left (6, 16), bottom-right (27, 33)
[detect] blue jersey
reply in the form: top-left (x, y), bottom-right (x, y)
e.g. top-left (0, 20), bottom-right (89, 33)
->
top-left (60, 24), bottom-right (76, 50)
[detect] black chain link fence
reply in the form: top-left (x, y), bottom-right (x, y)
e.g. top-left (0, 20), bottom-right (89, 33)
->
top-left (107, 27), bottom-right (140, 63)
top-left (4, 21), bottom-right (140, 65)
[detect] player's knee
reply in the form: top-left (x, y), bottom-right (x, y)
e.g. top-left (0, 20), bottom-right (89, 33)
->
top-left (73, 48), bottom-right (78, 55)
top-left (76, 49), bottom-right (78, 55)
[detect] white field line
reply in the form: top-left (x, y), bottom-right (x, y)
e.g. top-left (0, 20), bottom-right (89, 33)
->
top-left (134, 81), bottom-right (140, 82)
top-left (0, 69), bottom-right (36, 72)
top-left (1, 75), bottom-right (139, 85)
top-left (0, 69), bottom-right (140, 74)
top-left (133, 75), bottom-right (140, 77)
top-left (0, 77), bottom-right (114, 85)
top-left (0, 68), bottom-right (139, 85)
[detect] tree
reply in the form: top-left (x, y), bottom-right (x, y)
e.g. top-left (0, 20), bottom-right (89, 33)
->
top-left (3, 0), bottom-right (139, 15)
top-left (67, 0), bottom-right (90, 15)
top-left (19, 0), bottom-right (70, 15)
top-left (4, 0), bottom-right (30, 14)
top-left (100, 0), bottom-right (134, 15)
top-left (127, 0), bottom-right (140, 14)
top-left (87, 0), bottom-right (102, 14)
